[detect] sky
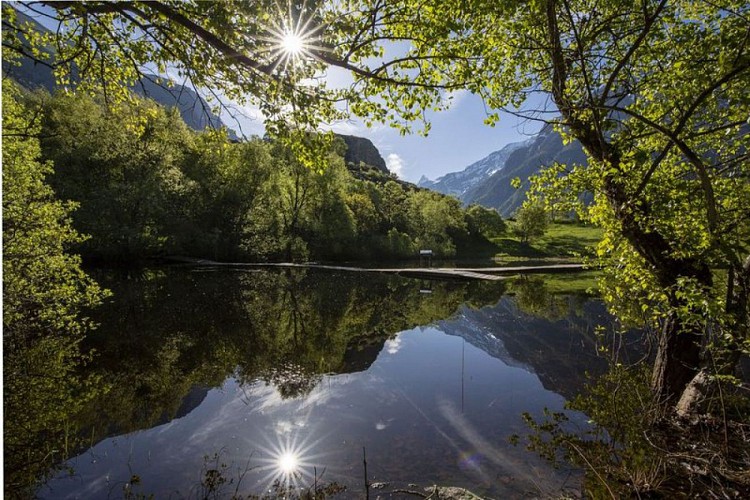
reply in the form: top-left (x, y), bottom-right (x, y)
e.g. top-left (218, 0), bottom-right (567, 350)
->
top-left (18, 2), bottom-right (546, 185)
top-left (335, 93), bottom-right (545, 184)
top-left (229, 90), bottom-right (546, 185)
top-left (223, 39), bottom-right (550, 185)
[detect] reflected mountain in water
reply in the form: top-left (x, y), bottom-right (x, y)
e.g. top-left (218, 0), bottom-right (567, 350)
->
top-left (15, 267), bottom-right (642, 498)
top-left (73, 268), bottom-right (508, 443)
top-left (436, 295), bottom-right (641, 399)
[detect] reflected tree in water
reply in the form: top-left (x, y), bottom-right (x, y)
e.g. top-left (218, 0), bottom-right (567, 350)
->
top-left (2, 84), bottom-right (108, 496)
top-left (59, 268), bottom-right (508, 462)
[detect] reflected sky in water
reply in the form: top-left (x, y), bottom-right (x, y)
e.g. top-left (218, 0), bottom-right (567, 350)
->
top-left (35, 269), bottom-right (618, 498)
top-left (41, 328), bottom-right (581, 498)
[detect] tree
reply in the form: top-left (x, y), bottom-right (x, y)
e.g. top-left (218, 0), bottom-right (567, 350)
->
top-left (39, 91), bottom-right (193, 260)
top-left (181, 134), bottom-right (274, 260)
top-left (513, 202), bottom-right (549, 244)
top-left (325, 0), bottom-right (748, 413)
top-left (466, 204), bottom-right (506, 239)
top-left (2, 81), bottom-right (107, 494)
top-left (5, 0), bottom-right (748, 413)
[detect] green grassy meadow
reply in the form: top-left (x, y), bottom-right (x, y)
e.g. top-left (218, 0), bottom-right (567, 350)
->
top-left (492, 221), bottom-right (602, 264)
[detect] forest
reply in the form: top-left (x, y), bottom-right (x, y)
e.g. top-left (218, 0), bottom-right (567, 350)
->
top-left (3, 0), bottom-right (749, 498)
top-left (13, 87), bottom-right (504, 264)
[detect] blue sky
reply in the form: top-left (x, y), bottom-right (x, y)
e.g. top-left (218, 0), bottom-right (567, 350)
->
top-left (20, 2), bottom-right (546, 184)
top-left (345, 93), bottom-right (545, 183)
top-left (231, 91), bottom-right (546, 184)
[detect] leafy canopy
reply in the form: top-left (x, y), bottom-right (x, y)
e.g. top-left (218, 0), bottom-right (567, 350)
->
top-left (4, 0), bottom-right (749, 405)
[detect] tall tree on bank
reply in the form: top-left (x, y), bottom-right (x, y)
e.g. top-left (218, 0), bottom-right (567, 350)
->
top-left (2, 81), bottom-right (107, 494)
top-left (4, 1), bottom-right (748, 413)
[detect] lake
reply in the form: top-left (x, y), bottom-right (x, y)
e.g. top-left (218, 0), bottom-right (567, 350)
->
top-left (33, 267), bottom-right (629, 498)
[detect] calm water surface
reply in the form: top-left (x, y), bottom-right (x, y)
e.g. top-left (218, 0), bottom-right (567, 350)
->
top-left (37, 267), bottom-right (623, 499)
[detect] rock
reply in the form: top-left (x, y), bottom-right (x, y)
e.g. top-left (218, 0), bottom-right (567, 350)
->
top-left (337, 134), bottom-right (388, 172)
top-left (423, 486), bottom-right (484, 499)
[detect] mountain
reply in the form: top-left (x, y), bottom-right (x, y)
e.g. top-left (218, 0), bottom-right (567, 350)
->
top-left (3, 8), bottom-right (237, 138)
top-left (417, 140), bottom-right (529, 197)
top-left (337, 134), bottom-right (388, 172)
top-left (462, 124), bottom-right (587, 216)
top-left (419, 124), bottom-right (588, 217)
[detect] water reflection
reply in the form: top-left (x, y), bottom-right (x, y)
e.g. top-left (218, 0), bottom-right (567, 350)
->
top-left (15, 267), bottom-right (636, 498)
top-left (255, 435), bottom-right (320, 492)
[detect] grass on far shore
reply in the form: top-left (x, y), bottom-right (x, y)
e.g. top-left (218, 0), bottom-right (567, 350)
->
top-left (492, 221), bottom-right (602, 264)
top-left (512, 270), bottom-right (601, 295)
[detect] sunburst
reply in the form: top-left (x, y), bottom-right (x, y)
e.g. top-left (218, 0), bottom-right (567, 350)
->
top-left (252, 426), bottom-right (331, 494)
top-left (280, 30), bottom-right (305, 56)
top-left (256, 0), bottom-right (330, 76)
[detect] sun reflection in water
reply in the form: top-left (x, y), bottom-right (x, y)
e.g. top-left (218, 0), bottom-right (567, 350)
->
top-left (278, 451), bottom-right (299, 474)
top-left (253, 427), bottom-right (332, 494)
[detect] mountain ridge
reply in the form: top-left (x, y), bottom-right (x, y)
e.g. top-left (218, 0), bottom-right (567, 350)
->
top-left (420, 124), bottom-right (587, 216)
top-left (418, 140), bottom-right (530, 197)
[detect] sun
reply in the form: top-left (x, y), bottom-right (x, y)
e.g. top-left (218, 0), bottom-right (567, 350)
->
top-left (256, 1), bottom-right (332, 74)
top-left (277, 451), bottom-right (299, 473)
top-left (281, 31), bottom-right (304, 56)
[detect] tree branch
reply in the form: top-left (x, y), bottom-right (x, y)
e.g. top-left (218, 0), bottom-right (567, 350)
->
top-left (598, 0), bottom-right (668, 107)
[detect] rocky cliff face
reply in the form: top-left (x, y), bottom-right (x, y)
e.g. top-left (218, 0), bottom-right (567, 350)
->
top-left (337, 134), bottom-right (388, 172)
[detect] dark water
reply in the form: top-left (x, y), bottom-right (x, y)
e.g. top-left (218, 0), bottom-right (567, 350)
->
top-left (34, 267), bottom-right (628, 499)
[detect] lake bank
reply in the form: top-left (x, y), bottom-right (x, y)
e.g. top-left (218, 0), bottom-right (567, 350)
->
top-left (164, 256), bottom-right (590, 281)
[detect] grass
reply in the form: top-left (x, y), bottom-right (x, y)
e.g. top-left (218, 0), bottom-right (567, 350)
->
top-left (530, 270), bottom-right (600, 295)
top-left (492, 221), bottom-right (602, 264)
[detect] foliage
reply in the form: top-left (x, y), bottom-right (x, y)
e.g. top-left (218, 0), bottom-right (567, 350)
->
top-left (320, 0), bottom-right (749, 411)
top-left (39, 91), bottom-right (193, 261)
top-left (30, 90), bottom-right (494, 263)
top-left (1, 1), bottom-right (344, 165)
top-left (516, 362), bottom-right (750, 498)
top-left (512, 202), bottom-right (549, 244)
top-left (2, 81), bottom-right (108, 496)
top-left (465, 204), bottom-right (506, 239)
top-left (516, 365), bottom-right (666, 498)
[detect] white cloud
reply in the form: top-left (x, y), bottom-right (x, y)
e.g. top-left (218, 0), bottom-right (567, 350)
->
top-left (442, 89), bottom-right (470, 111)
top-left (384, 334), bottom-right (403, 354)
top-left (385, 153), bottom-right (406, 179)
top-left (325, 120), bottom-right (365, 135)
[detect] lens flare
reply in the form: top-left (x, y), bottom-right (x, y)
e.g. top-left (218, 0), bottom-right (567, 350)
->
top-left (255, 0), bottom-right (331, 75)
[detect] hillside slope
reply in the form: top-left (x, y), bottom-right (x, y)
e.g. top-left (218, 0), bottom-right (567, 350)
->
top-left (463, 124), bottom-right (587, 216)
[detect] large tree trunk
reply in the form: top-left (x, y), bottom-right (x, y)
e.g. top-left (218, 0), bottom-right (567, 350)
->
top-left (544, 0), bottom-right (748, 416)
top-left (542, 0), bottom-right (716, 413)
top-left (602, 176), bottom-right (713, 406)
top-left (676, 255), bottom-right (750, 416)
top-left (652, 312), bottom-right (703, 404)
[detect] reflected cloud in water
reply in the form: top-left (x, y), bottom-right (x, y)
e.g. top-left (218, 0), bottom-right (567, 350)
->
top-left (241, 375), bottom-right (356, 413)
top-left (385, 335), bottom-right (403, 355)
